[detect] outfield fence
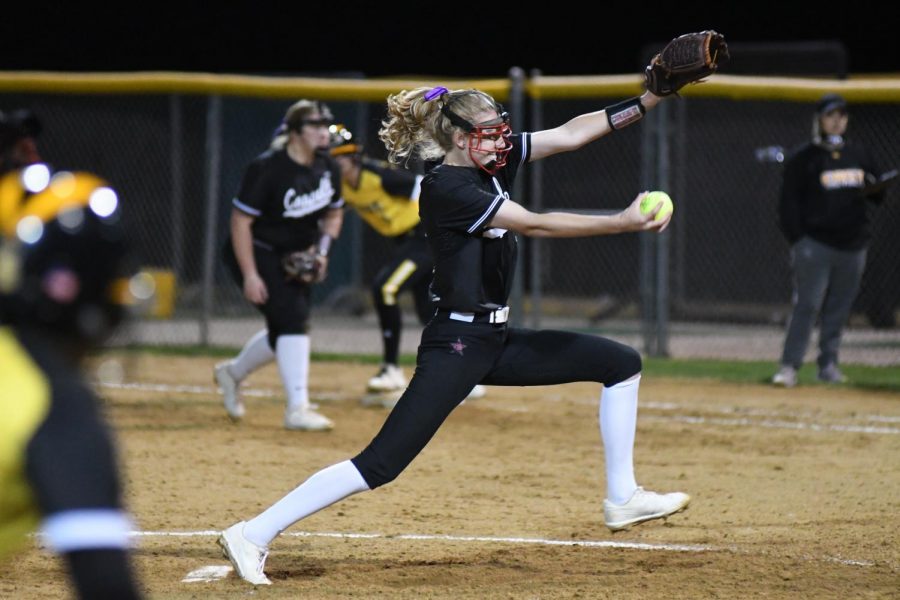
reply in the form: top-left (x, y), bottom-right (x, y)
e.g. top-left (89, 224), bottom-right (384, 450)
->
top-left (2, 70), bottom-right (898, 357)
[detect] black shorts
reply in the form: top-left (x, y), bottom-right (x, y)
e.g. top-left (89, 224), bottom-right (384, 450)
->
top-left (223, 239), bottom-right (312, 344)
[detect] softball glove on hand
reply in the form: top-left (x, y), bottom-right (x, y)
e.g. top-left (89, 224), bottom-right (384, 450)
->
top-left (644, 30), bottom-right (729, 97)
top-left (281, 248), bottom-right (320, 284)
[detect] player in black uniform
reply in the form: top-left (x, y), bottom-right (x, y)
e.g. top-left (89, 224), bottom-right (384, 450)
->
top-left (220, 85), bottom-right (688, 585)
top-left (772, 94), bottom-right (890, 387)
top-left (0, 163), bottom-right (142, 599)
top-left (214, 100), bottom-right (344, 431)
top-left (328, 124), bottom-right (485, 406)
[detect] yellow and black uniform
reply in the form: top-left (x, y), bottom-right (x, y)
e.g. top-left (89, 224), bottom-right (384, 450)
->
top-left (0, 326), bottom-right (130, 555)
top-left (342, 158), bottom-right (422, 238)
top-left (342, 158), bottom-right (433, 366)
top-left (0, 165), bottom-right (141, 599)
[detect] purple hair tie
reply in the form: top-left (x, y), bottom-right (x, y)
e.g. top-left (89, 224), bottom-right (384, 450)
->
top-left (424, 86), bottom-right (449, 101)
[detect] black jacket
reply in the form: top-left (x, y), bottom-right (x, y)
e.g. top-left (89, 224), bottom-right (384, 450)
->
top-left (779, 141), bottom-right (884, 250)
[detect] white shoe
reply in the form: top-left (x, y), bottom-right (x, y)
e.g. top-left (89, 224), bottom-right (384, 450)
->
top-left (817, 363), bottom-right (846, 384)
top-left (366, 364), bottom-right (407, 393)
top-left (215, 362), bottom-right (244, 420)
top-left (360, 389), bottom-right (404, 409)
top-left (772, 365), bottom-right (797, 388)
top-left (284, 408), bottom-right (334, 431)
top-left (466, 384), bottom-right (486, 400)
top-left (218, 521), bottom-right (271, 586)
top-left (603, 487), bottom-right (690, 532)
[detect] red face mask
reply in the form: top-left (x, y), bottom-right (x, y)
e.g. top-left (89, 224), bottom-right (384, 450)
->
top-left (437, 92), bottom-right (513, 175)
top-left (466, 119), bottom-right (512, 175)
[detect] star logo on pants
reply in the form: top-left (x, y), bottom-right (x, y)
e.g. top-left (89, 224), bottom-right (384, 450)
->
top-left (449, 337), bottom-right (467, 356)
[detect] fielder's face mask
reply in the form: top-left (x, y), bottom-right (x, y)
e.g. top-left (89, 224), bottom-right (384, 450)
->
top-left (427, 87), bottom-right (512, 175)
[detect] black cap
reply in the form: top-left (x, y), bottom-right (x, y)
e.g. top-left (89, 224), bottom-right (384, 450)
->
top-left (816, 93), bottom-right (847, 116)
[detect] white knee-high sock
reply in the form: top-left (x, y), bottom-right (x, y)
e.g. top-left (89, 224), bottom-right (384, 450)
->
top-left (243, 460), bottom-right (370, 547)
top-left (275, 334), bottom-right (310, 412)
top-left (599, 375), bottom-right (640, 505)
top-left (228, 329), bottom-right (275, 382)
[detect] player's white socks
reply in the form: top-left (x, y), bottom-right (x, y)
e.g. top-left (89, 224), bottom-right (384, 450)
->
top-left (599, 375), bottom-right (640, 505)
top-left (275, 334), bottom-right (311, 412)
top-left (242, 460), bottom-right (370, 547)
top-left (229, 329), bottom-right (275, 381)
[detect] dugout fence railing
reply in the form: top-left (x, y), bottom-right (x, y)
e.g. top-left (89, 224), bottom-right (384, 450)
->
top-left (1, 71), bottom-right (898, 357)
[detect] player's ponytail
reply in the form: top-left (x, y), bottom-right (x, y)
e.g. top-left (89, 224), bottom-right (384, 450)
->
top-left (380, 87), bottom-right (502, 165)
top-left (380, 88), bottom-right (442, 165)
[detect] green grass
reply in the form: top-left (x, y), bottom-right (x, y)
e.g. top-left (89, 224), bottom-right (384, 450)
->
top-left (115, 345), bottom-right (900, 393)
top-left (641, 357), bottom-right (900, 392)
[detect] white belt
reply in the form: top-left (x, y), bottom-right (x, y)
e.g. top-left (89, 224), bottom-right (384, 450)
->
top-left (448, 306), bottom-right (509, 324)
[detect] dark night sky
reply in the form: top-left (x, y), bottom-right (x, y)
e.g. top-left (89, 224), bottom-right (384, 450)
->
top-left (4, 3), bottom-right (898, 77)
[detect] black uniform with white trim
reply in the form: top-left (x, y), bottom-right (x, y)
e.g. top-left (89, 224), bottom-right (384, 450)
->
top-left (352, 133), bottom-right (641, 489)
top-left (224, 147), bottom-right (343, 345)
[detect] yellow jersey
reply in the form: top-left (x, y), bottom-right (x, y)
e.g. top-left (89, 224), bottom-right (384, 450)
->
top-left (342, 159), bottom-right (422, 238)
top-left (0, 327), bottom-right (50, 558)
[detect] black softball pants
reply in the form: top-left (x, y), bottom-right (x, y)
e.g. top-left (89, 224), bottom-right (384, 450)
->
top-left (352, 311), bottom-right (641, 489)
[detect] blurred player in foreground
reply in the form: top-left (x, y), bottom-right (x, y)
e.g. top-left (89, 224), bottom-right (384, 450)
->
top-left (0, 158), bottom-right (143, 599)
top-left (328, 124), bottom-right (485, 407)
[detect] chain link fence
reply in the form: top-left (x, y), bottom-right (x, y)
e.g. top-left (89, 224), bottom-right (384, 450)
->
top-left (2, 73), bottom-right (898, 364)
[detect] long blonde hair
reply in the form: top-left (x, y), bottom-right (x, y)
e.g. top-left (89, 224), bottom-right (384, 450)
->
top-left (379, 87), bottom-right (499, 165)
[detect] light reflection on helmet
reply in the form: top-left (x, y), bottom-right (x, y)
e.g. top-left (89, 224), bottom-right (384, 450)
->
top-left (0, 165), bottom-right (136, 346)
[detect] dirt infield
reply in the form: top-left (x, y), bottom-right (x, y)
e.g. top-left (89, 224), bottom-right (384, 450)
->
top-left (3, 354), bottom-right (898, 599)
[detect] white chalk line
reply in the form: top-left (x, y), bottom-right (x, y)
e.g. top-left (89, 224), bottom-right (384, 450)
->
top-left (641, 415), bottom-right (900, 435)
top-left (134, 528), bottom-right (878, 583)
top-left (100, 381), bottom-right (900, 435)
top-left (143, 529), bottom-right (709, 553)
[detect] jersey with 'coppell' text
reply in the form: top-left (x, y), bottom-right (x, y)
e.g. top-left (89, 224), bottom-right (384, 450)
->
top-left (232, 148), bottom-right (343, 252)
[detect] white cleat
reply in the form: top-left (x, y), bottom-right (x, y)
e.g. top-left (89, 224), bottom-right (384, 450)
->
top-left (817, 363), bottom-right (846, 384)
top-left (366, 364), bottom-right (407, 393)
top-left (466, 384), bottom-right (486, 400)
top-left (361, 389), bottom-right (404, 409)
top-left (603, 487), bottom-right (690, 532)
top-left (214, 362), bottom-right (245, 421)
top-left (284, 408), bottom-right (334, 431)
top-left (218, 521), bottom-right (271, 586)
top-left (772, 365), bottom-right (798, 388)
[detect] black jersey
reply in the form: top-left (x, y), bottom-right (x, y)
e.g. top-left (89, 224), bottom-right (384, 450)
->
top-left (232, 148), bottom-right (343, 252)
top-left (420, 133), bottom-right (531, 313)
top-left (779, 141), bottom-right (882, 250)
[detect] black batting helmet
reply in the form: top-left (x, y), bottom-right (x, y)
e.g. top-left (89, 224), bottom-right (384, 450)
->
top-left (0, 164), bottom-right (135, 346)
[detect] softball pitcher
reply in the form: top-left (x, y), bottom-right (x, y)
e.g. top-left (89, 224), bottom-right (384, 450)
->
top-left (219, 84), bottom-right (690, 585)
top-left (328, 124), bottom-right (484, 406)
